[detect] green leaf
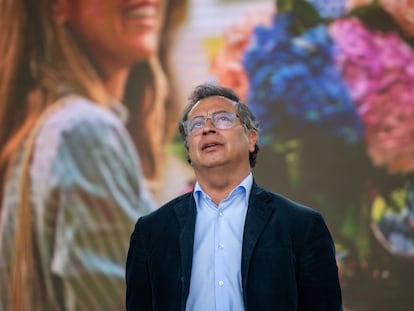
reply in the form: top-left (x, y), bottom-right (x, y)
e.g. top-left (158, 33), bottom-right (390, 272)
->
top-left (276, 0), bottom-right (324, 35)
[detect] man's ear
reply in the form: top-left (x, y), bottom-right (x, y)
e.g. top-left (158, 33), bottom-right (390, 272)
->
top-left (248, 130), bottom-right (258, 153)
top-left (52, 0), bottom-right (70, 24)
top-left (186, 147), bottom-right (192, 165)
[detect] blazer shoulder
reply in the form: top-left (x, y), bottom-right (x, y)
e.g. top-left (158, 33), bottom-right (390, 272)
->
top-left (253, 184), bottom-right (322, 220)
top-left (139, 191), bottom-right (193, 223)
top-left (253, 185), bottom-right (331, 248)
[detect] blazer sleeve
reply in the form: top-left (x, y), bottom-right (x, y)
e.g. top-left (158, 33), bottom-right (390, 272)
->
top-left (126, 218), bottom-right (152, 311)
top-left (296, 213), bottom-right (343, 311)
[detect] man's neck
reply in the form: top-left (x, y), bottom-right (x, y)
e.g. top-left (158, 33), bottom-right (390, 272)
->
top-left (195, 169), bottom-right (251, 205)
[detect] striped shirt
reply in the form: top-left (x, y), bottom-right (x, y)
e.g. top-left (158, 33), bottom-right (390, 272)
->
top-left (0, 95), bottom-right (155, 310)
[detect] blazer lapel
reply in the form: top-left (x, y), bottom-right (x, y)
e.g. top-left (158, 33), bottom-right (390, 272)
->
top-left (241, 184), bottom-right (275, 292)
top-left (173, 194), bottom-right (197, 309)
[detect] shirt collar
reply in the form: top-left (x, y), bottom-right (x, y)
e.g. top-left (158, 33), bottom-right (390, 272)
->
top-left (193, 173), bottom-right (253, 205)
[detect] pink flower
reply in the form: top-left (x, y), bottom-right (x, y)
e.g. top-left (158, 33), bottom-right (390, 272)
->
top-left (330, 17), bottom-right (414, 174)
top-left (363, 83), bottom-right (414, 173)
top-left (209, 11), bottom-right (272, 101)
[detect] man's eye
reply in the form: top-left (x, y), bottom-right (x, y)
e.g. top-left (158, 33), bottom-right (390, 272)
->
top-left (215, 113), bottom-right (232, 123)
top-left (219, 115), bottom-right (231, 122)
top-left (189, 119), bottom-right (205, 131)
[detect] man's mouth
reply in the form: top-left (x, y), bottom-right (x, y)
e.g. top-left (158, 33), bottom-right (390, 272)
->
top-left (202, 143), bottom-right (220, 151)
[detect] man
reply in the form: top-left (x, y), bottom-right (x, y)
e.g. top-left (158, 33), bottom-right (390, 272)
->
top-left (126, 84), bottom-right (343, 310)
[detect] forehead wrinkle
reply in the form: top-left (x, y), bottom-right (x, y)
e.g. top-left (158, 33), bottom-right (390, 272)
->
top-left (188, 96), bottom-right (237, 118)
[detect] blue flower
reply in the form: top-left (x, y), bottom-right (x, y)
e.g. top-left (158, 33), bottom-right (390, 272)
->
top-left (244, 12), bottom-right (363, 145)
top-left (306, 0), bottom-right (346, 19)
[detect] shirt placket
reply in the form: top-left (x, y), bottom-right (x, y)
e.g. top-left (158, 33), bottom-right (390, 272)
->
top-left (214, 204), bottom-right (227, 311)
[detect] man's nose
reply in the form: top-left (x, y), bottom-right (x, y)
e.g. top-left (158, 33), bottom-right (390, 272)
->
top-left (202, 118), bottom-right (216, 134)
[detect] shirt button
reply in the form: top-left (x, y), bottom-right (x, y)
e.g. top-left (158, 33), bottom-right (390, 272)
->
top-left (218, 280), bottom-right (224, 286)
top-left (219, 212), bottom-right (224, 217)
top-left (218, 244), bottom-right (224, 249)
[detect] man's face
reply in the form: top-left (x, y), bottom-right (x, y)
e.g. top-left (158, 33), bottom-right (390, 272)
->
top-left (185, 96), bottom-right (257, 173)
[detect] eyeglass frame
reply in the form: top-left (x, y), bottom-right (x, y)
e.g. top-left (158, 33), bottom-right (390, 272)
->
top-left (181, 111), bottom-right (241, 136)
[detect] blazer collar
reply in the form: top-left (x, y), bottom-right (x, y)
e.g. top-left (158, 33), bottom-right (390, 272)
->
top-left (241, 182), bottom-right (275, 290)
top-left (173, 194), bottom-right (196, 308)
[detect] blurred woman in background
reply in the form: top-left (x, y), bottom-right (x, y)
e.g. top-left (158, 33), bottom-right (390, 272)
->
top-left (0, 0), bottom-right (186, 310)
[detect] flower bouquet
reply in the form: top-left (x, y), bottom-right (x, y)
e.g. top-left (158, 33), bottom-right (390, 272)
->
top-left (330, 12), bottom-right (414, 256)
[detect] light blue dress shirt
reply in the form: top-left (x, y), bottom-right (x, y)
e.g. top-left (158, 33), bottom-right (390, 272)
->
top-left (185, 173), bottom-right (253, 311)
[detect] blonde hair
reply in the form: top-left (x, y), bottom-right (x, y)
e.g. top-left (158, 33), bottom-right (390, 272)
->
top-left (0, 0), bottom-right (108, 165)
top-left (0, 0), bottom-right (187, 309)
top-left (124, 0), bottom-right (188, 186)
top-left (0, 0), bottom-right (112, 309)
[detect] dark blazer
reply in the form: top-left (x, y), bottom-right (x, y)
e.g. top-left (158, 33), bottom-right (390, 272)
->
top-left (126, 182), bottom-right (343, 310)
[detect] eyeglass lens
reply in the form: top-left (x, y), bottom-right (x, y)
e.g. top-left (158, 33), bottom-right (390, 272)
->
top-left (185, 111), bottom-right (237, 135)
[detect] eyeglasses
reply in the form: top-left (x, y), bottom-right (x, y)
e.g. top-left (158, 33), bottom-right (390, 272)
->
top-left (183, 111), bottom-right (239, 135)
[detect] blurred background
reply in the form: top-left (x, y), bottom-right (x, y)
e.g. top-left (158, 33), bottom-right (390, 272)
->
top-left (2, 0), bottom-right (414, 310)
top-left (170, 0), bottom-right (414, 310)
